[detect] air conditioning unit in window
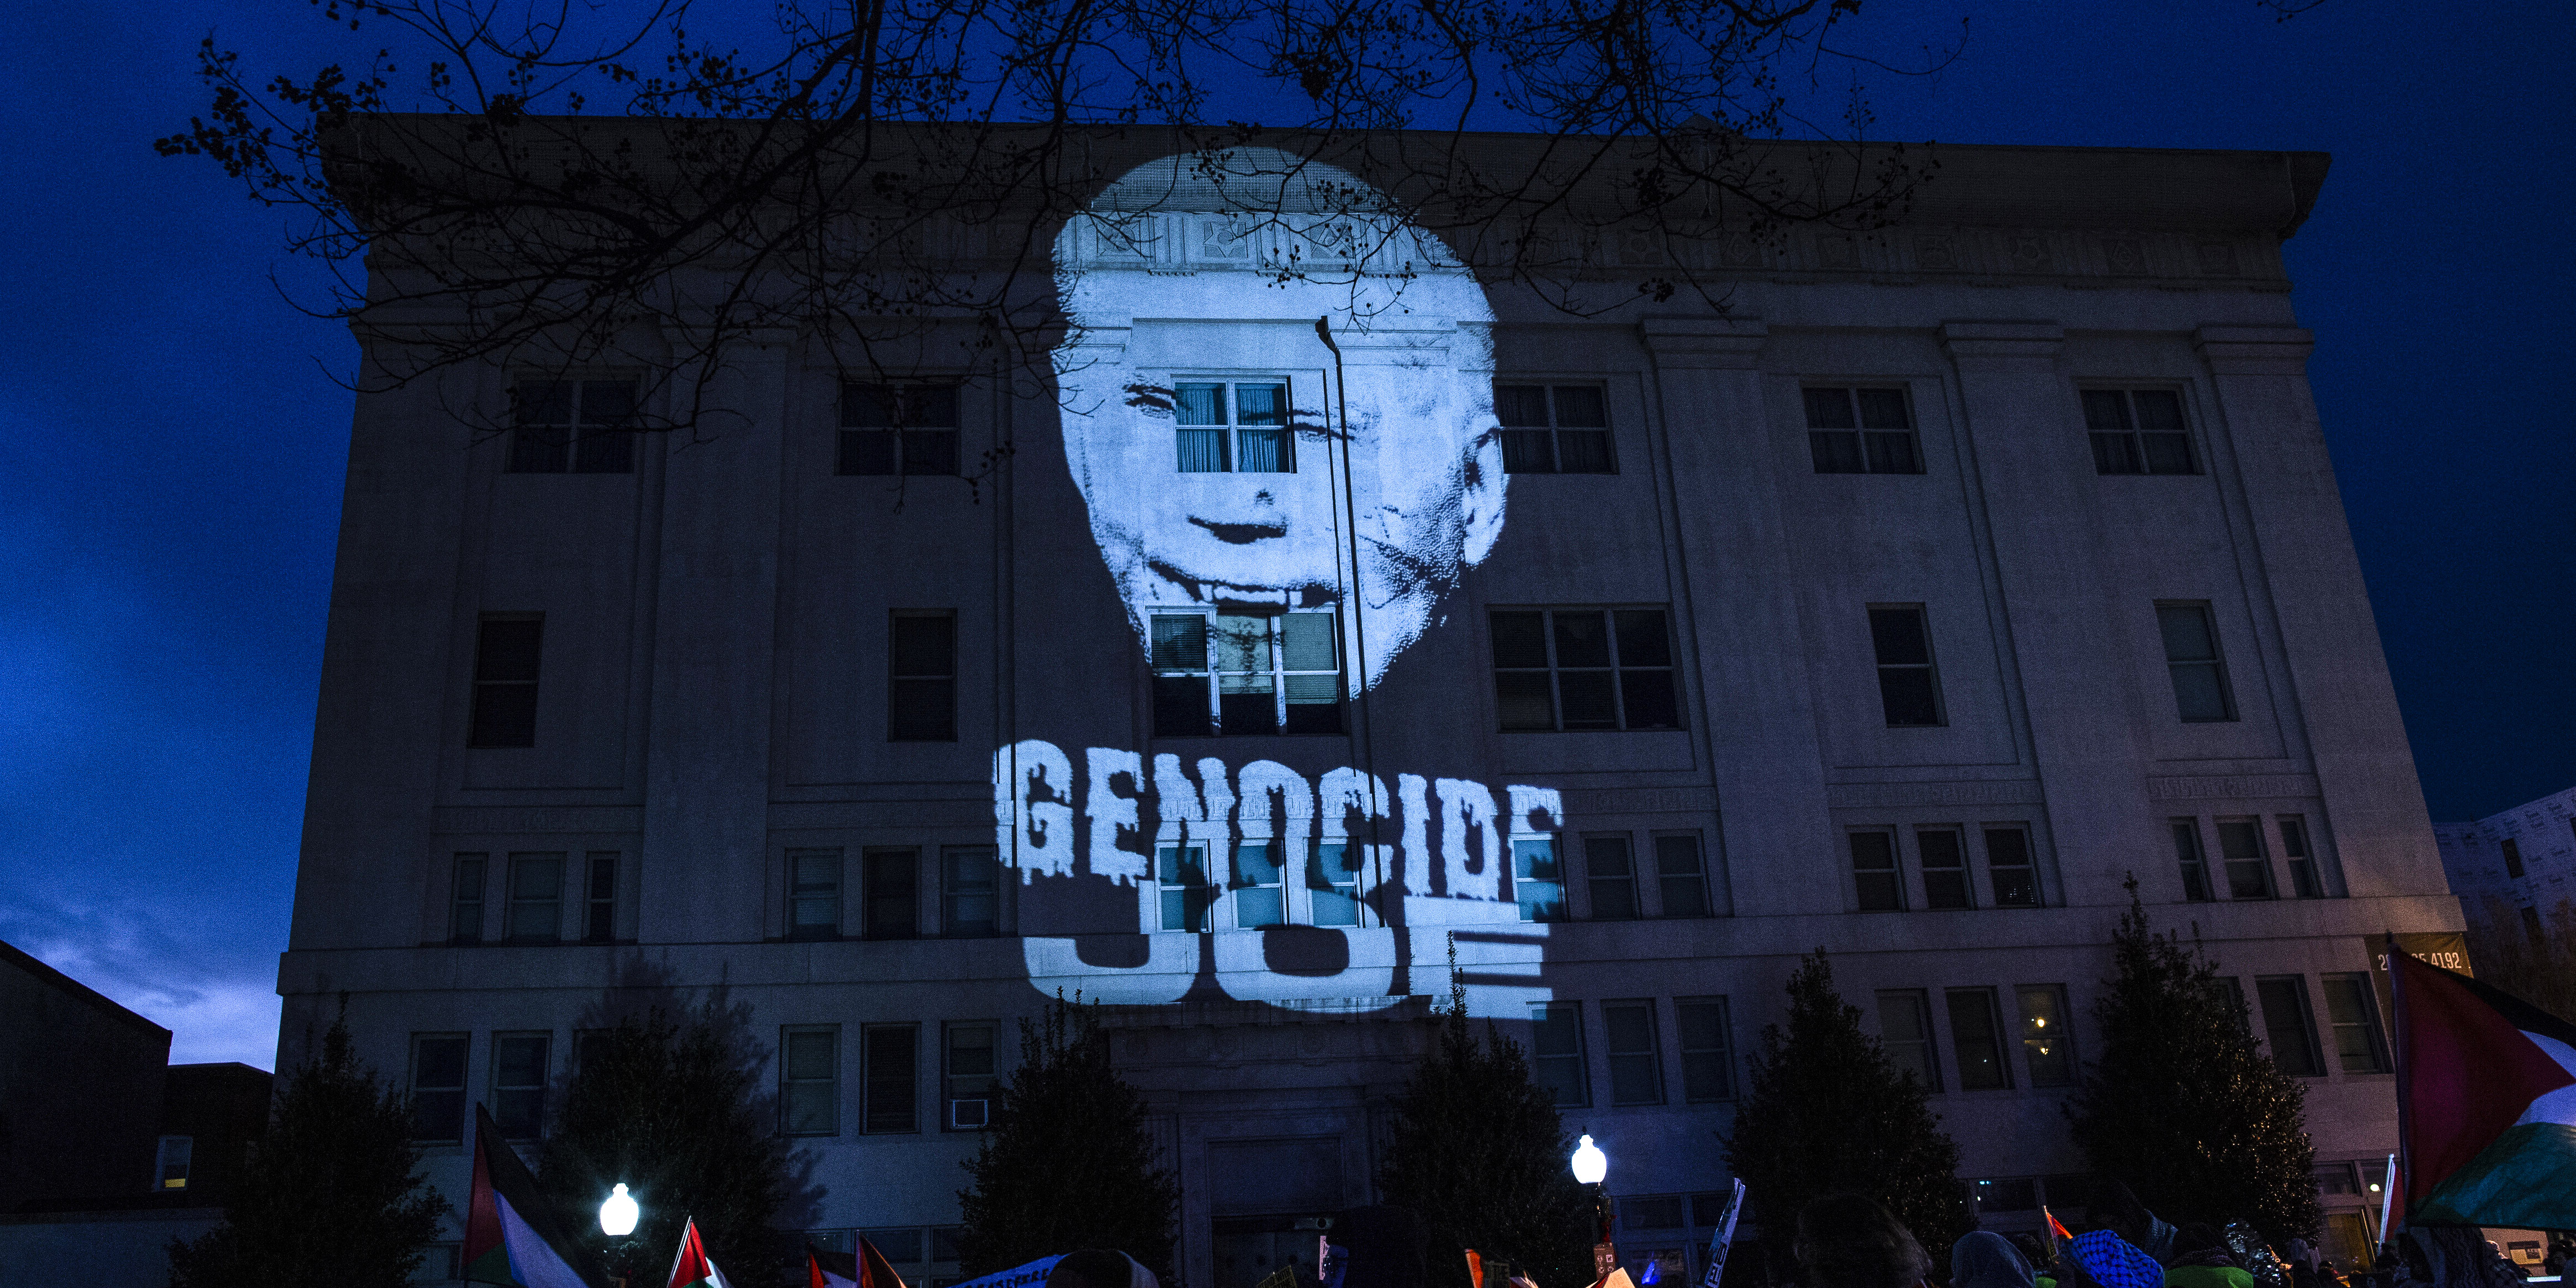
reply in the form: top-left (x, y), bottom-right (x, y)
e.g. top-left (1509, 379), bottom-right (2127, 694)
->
top-left (950, 1098), bottom-right (990, 1130)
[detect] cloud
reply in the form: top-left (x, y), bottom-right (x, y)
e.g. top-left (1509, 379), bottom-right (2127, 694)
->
top-left (0, 899), bottom-right (278, 1071)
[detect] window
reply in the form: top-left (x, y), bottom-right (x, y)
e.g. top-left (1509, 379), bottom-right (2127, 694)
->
top-left (2321, 974), bottom-right (2388, 1074)
top-left (1514, 836), bottom-right (1566, 923)
top-left (1676, 997), bottom-right (1735, 1102)
top-left (1851, 830), bottom-right (1902, 911)
top-left (1868, 606), bottom-right (1944, 727)
top-left (1490, 608), bottom-right (1681, 732)
top-left (2156, 603), bottom-right (2237, 722)
top-left (1806, 386), bottom-right (1922, 474)
top-left (491, 1032), bottom-right (550, 1139)
top-left (1655, 834), bottom-right (1713, 918)
top-left (1975, 1179), bottom-right (2038, 1213)
top-left (2504, 838), bottom-right (2526, 879)
top-left (2313, 1163), bottom-right (2362, 1197)
top-left (2084, 389), bottom-right (2197, 475)
top-left (468, 617), bottom-right (543, 748)
top-left (2173, 820), bottom-right (2213, 903)
top-left (789, 850), bottom-right (844, 941)
top-left (2016, 985), bottom-right (2075, 1087)
top-left (945, 1024), bottom-right (997, 1130)
top-left (409, 1033), bottom-right (470, 1142)
top-left (862, 849), bottom-right (917, 940)
top-left (1604, 1000), bottom-right (1665, 1105)
top-left (1150, 611), bottom-right (1342, 736)
top-left (1496, 384), bottom-right (1614, 474)
top-left (1946, 989), bottom-right (2011, 1090)
top-left (1308, 841), bottom-right (1361, 926)
top-left (839, 384), bottom-right (960, 476)
top-left (944, 847), bottom-right (1000, 937)
top-left (449, 854), bottom-right (488, 945)
top-left (585, 853), bottom-right (618, 942)
top-left (1586, 835), bottom-right (1639, 920)
top-left (506, 853), bottom-right (565, 942)
top-left (511, 379), bottom-right (637, 474)
top-left (1233, 842), bottom-right (1284, 927)
top-left (1158, 844), bottom-right (1215, 931)
top-left (782, 1026), bottom-right (839, 1135)
top-left (1174, 380), bottom-right (1294, 473)
top-left (1877, 991), bottom-right (1939, 1089)
top-left (155, 1136), bottom-right (194, 1191)
top-left (889, 612), bottom-right (958, 741)
top-left (863, 1024), bottom-right (920, 1133)
top-left (1986, 828), bottom-right (2039, 908)
top-left (2217, 818), bottom-right (2275, 900)
top-left (1530, 1004), bottom-right (1588, 1106)
top-left (2256, 977), bottom-right (2324, 1077)
top-left (1918, 829), bottom-right (1969, 909)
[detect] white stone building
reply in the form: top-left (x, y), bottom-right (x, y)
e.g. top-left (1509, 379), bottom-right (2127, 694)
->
top-left (279, 131), bottom-right (2458, 1284)
top-left (2437, 785), bottom-right (2576, 934)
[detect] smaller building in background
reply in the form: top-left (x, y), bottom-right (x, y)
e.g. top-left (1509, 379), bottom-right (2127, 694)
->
top-left (2436, 783), bottom-right (2576, 939)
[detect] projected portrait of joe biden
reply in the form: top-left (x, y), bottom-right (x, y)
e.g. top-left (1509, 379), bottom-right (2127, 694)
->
top-left (1051, 149), bottom-right (1506, 722)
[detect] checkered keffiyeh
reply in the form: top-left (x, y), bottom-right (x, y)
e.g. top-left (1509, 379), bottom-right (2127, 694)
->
top-left (2069, 1231), bottom-right (2164, 1288)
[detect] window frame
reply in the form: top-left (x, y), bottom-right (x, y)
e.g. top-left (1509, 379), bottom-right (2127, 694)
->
top-left (1157, 842), bottom-right (1215, 932)
top-left (1876, 990), bottom-right (1941, 1090)
top-left (862, 847), bottom-right (919, 941)
top-left (2172, 819), bottom-right (2214, 903)
top-left (1584, 834), bottom-right (1640, 921)
top-left (888, 611), bottom-right (959, 742)
top-left (2255, 976), bottom-right (2326, 1078)
top-left (1489, 607), bottom-right (1684, 734)
top-left (509, 378), bottom-right (638, 475)
top-left (407, 1032), bottom-right (471, 1144)
top-left (942, 846), bottom-right (1001, 938)
top-left (2014, 984), bottom-right (2076, 1088)
top-left (584, 851), bottom-right (619, 944)
top-left (943, 1021), bottom-right (999, 1131)
top-left (2080, 386), bottom-right (2199, 476)
top-left (781, 1024), bottom-right (841, 1137)
top-left (1514, 835), bottom-right (1566, 924)
top-left (2320, 973), bottom-right (2389, 1074)
top-left (838, 382), bottom-right (961, 478)
top-left (1804, 385), bottom-right (1925, 475)
top-left (1867, 604), bottom-right (1946, 728)
top-left (1917, 827), bottom-right (1971, 910)
top-left (449, 853), bottom-right (489, 945)
top-left (788, 848), bottom-right (846, 942)
top-left (2216, 817), bottom-right (2277, 900)
top-left (1675, 995), bottom-right (1736, 1103)
top-left (1849, 829), bottom-right (1905, 912)
top-left (1495, 381), bottom-right (1616, 475)
top-left (1529, 1002), bottom-right (1590, 1107)
top-left (1308, 839), bottom-right (1364, 927)
top-left (1944, 988), bottom-right (2012, 1091)
top-left (861, 1022), bottom-right (921, 1135)
top-left (1149, 608), bottom-right (1344, 737)
top-left (1984, 826), bottom-right (2042, 908)
top-left (1652, 832), bottom-right (1715, 918)
top-left (1170, 377), bottom-right (1297, 474)
top-left (505, 852), bottom-right (566, 944)
top-left (467, 614), bottom-right (544, 749)
top-left (490, 1031), bottom-right (552, 1141)
top-left (2155, 601), bottom-right (2239, 723)
top-left (1602, 999), bottom-right (1666, 1106)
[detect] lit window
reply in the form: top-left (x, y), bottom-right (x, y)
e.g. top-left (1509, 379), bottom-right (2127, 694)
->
top-left (154, 1136), bottom-right (193, 1191)
top-left (1174, 380), bottom-right (1294, 473)
top-left (1307, 841), bottom-right (1362, 926)
top-left (1157, 844), bottom-right (1214, 932)
top-left (2015, 985), bottom-right (2075, 1087)
top-left (1514, 836), bottom-right (1565, 923)
top-left (1150, 611), bottom-right (1341, 736)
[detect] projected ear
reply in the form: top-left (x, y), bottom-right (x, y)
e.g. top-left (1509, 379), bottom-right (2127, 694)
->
top-left (1457, 426), bottom-right (1507, 568)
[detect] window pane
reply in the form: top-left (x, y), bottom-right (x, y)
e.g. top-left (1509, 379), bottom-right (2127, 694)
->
top-left (1176, 426), bottom-right (1227, 472)
top-left (2142, 433), bottom-right (2195, 474)
top-left (1877, 667), bottom-right (1941, 728)
top-left (2091, 432), bottom-right (2142, 475)
top-left (1530, 1005), bottom-right (1588, 1106)
top-left (2220, 819), bottom-right (2271, 899)
top-left (904, 385), bottom-right (960, 427)
top-left (1618, 670), bottom-right (1680, 730)
top-left (863, 1026), bottom-right (919, 1132)
top-left (1677, 997), bottom-right (1734, 1101)
top-left (791, 849), bottom-right (843, 940)
top-left (1605, 1001), bottom-right (1662, 1105)
top-left (1809, 431), bottom-right (1865, 473)
top-left (1151, 614), bottom-right (1208, 672)
top-left (1918, 829), bottom-right (1969, 909)
top-left (1552, 612), bottom-right (1613, 667)
top-left (2174, 821), bottom-right (2212, 902)
top-left (1281, 613), bottom-right (1337, 671)
top-left (843, 383), bottom-right (895, 426)
top-left (1877, 992), bottom-right (1939, 1089)
top-left (2156, 604), bottom-right (2219, 662)
top-left (1613, 611), bottom-right (1672, 667)
top-left (2017, 985), bottom-right (2075, 1087)
top-left (1946, 990), bottom-right (2009, 1090)
top-left (1551, 386), bottom-right (1608, 428)
top-left (509, 855), bottom-right (563, 941)
top-left (1496, 385), bottom-right (1551, 426)
top-left (577, 424), bottom-right (635, 474)
top-left (2323, 975), bottom-right (2387, 1074)
top-left (1490, 611), bottom-right (1549, 669)
top-left (1310, 842), bottom-right (1360, 927)
top-left (1856, 389), bottom-right (1911, 430)
top-left (1235, 383), bottom-right (1287, 426)
top-left (2131, 390), bottom-right (2185, 432)
top-left (1804, 388), bottom-right (1857, 430)
top-left (2081, 389), bottom-right (2132, 433)
top-left (1864, 431), bottom-right (1920, 475)
top-left (1174, 383), bottom-right (1226, 425)
top-left (2170, 661), bottom-right (2233, 722)
top-left (1868, 607), bottom-right (1931, 666)
top-left (1588, 834), bottom-right (1639, 920)
top-left (1236, 426), bottom-right (1289, 474)
top-left (1495, 672), bottom-right (1556, 732)
top-left (1501, 428), bottom-right (1557, 473)
top-left (2256, 977), bottom-right (2321, 1077)
top-left (1514, 838), bottom-right (1565, 923)
top-left (1556, 671), bottom-right (1618, 730)
top-left (1557, 430), bottom-right (1614, 473)
top-left (945, 849), bottom-right (999, 937)
top-left (1655, 835), bottom-right (1709, 918)
top-left (518, 381), bottom-right (574, 426)
top-left (1851, 831), bottom-right (1901, 911)
top-left (1986, 828), bottom-right (2039, 908)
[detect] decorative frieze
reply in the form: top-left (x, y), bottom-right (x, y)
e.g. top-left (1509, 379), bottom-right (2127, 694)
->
top-left (2145, 773), bottom-right (2321, 801)
top-left (1826, 780), bottom-right (2045, 809)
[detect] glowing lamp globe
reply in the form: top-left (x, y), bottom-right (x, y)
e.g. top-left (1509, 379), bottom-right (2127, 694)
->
top-left (1571, 1135), bottom-right (1608, 1186)
top-left (601, 1183), bottom-right (639, 1237)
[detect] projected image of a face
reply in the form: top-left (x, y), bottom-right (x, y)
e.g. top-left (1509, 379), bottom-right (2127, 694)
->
top-left (1052, 149), bottom-right (1504, 695)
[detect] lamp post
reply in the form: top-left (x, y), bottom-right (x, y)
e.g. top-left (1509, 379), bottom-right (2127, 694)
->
top-left (601, 1184), bottom-right (639, 1288)
top-left (1571, 1135), bottom-right (1614, 1281)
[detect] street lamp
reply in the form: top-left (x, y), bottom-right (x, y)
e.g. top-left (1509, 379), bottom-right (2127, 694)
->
top-left (1571, 1135), bottom-right (1614, 1281)
top-left (601, 1182), bottom-right (639, 1235)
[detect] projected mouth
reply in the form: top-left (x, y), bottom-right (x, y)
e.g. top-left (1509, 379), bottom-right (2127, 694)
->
top-left (1189, 517), bottom-right (1288, 544)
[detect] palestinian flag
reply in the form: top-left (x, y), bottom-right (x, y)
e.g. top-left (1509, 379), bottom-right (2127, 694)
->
top-left (464, 1105), bottom-right (602, 1288)
top-left (811, 1239), bottom-right (913, 1288)
top-left (2392, 940), bottom-right (2576, 1228)
top-left (669, 1217), bottom-right (733, 1288)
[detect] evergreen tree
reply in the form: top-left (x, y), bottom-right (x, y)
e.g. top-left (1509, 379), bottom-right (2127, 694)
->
top-left (534, 1006), bottom-right (794, 1287)
top-left (2068, 879), bottom-right (2320, 1243)
top-left (1375, 963), bottom-right (1592, 1288)
top-left (957, 993), bottom-right (1179, 1279)
top-left (168, 1006), bottom-right (452, 1288)
top-left (1724, 950), bottom-right (1970, 1279)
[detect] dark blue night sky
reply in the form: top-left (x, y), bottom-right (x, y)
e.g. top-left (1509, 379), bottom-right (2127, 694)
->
top-left (2, 2), bottom-right (2566, 1068)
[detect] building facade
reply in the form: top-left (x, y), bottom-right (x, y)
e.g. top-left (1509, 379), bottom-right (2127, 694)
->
top-left (282, 136), bottom-right (2458, 1284)
top-left (2437, 783), bottom-right (2576, 935)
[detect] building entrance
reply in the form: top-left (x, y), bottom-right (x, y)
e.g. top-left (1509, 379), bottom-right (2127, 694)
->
top-left (1212, 1215), bottom-right (1331, 1288)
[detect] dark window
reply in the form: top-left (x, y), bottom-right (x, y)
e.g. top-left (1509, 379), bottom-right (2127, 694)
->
top-left (2156, 603), bottom-right (2237, 722)
top-left (1676, 996), bottom-right (1735, 1102)
top-left (2321, 974), bottom-right (2388, 1074)
top-left (1496, 383), bottom-right (1615, 474)
top-left (944, 847), bottom-right (1000, 937)
top-left (1490, 608), bottom-right (1681, 732)
top-left (1530, 1003), bottom-right (1588, 1106)
top-left (1946, 989), bottom-right (2010, 1090)
top-left (2016, 984), bottom-right (2075, 1087)
top-left (2174, 820), bottom-right (2213, 903)
top-left (863, 1025), bottom-right (920, 1133)
top-left (1851, 830), bottom-right (1902, 911)
top-left (789, 849), bottom-right (843, 941)
top-left (1868, 606), bottom-right (1944, 727)
top-left (1233, 842), bottom-right (1284, 928)
top-left (1158, 844), bottom-right (1214, 932)
top-left (505, 853), bottom-right (564, 942)
top-left (1986, 828), bottom-right (2040, 908)
top-left (2084, 389), bottom-right (2198, 475)
top-left (511, 380), bottom-right (637, 474)
top-left (449, 854), bottom-right (487, 945)
top-left (155, 1136), bottom-right (193, 1191)
top-left (1918, 828), bottom-right (1970, 909)
top-left (2256, 976), bottom-right (2324, 1077)
top-left (782, 1026), bottom-right (839, 1135)
top-left (584, 852), bottom-right (618, 942)
top-left (1151, 611), bottom-right (1341, 736)
top-left (1586, 835), bottom-right (1638, 920)
top-left (2218, 818), bottom-right (2275, 900)
top-left (1309, 841), bottom-right (1361, 927)
top-left (839, 384), bottom-right (960, 477)
top-left (1806, 386), bottom-right (1922, 475)
top-left (1514, 838), bottom-right (1566, 923)
top-left (1656, 834), bottom-right (1713, 917)
top-left (1604, 1000), bottom-right (1665, 1105)
top-left (945, 1023), bottom-right (997, 1130)
top-left (408, 1033), bottom-right (469, 1142)
top-left (1173, 380), bottom-right (1295, 474)
top-left (1877, 990), bottom-right (1939, 1089)
top-left (491, 1032), bottom-right (550, 1139)
top-left (468, 617), bottom-right (543, 748)
top-left (889, 613), bottom-right (957, 741)
top-left (2279, 817), bottom-right (2322, 898)
top-left (2504, 838), bottom-right (2527, 879)
top-left (863, 849), bottom-right (917, 940)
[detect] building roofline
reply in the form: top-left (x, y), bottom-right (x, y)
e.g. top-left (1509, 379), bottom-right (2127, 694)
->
top-left (0, 937), bottom-right (171, 1041)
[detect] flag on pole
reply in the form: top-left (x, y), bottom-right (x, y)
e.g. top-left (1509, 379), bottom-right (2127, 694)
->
top-left (462, 1105), bottom-right (601, 1288)
top-left (669, 1217), bottom-right (733, 1288)
top-left (2391, 939), bottom-right (2576, 1228)
top-left (2044, 1208), bottom-right (2073, 1248)
top-left (1465, 1249), bottom-right (1485, 1288)
top-left (1697, 1180), bottom-right (1745, 1288)
top-left (810, 1245), bottom-right (860, 1288)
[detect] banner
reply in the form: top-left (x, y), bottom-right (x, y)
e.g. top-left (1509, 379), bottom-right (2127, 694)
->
top-left (1699, 1180), bottom-right (1745, 1288)
top-left (945, 1256), bottom-right (1066, 1288)
top-left (2365, 932), bottom-right (2471, 1035)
